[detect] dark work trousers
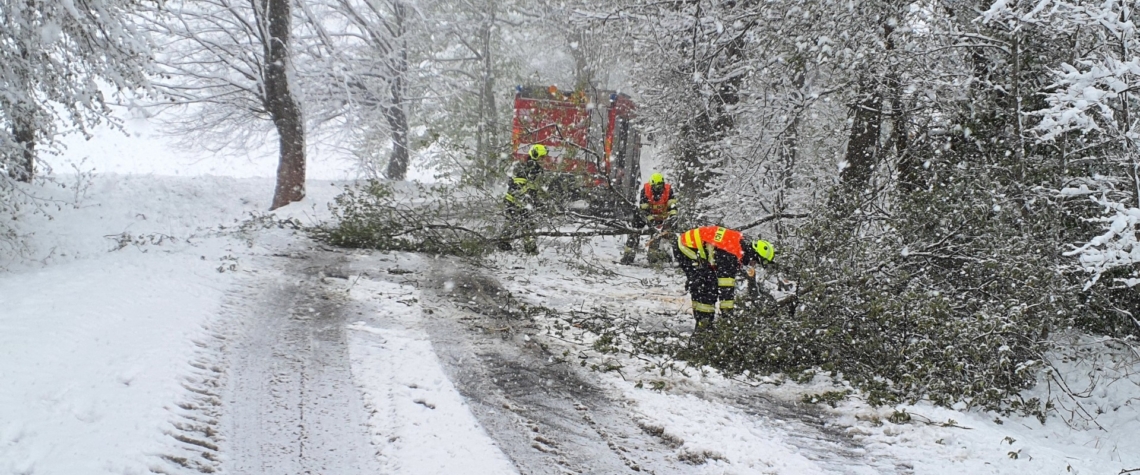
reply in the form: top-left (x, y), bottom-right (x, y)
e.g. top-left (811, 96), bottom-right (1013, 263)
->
top-left (674, 245), bottom-right (741, 329)
top-left (502, 202), bottom-right (537, 254)
top-left (623, 219), bottom-right (669, 263)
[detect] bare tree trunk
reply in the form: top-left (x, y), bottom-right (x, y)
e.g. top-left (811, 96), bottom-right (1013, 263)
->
top-left (678, 14), bottom-right (746, 207)
top-left (384, 106), bottom-right (410, 180)
top-left (884, 23), bottom-right (918, 194)
top-left (10, 40), bottom-right (35, 182)
top-left (473, 2), bottom-right (496, 171)
top-left (569, 29), bottom-right (593, 90)
top-left (1011, 33), bottom-right (1026, 183)
top-left (774, 62), bottom-right (805, 239)
top-left (10, 112), bottom-right (35, 182)
top-left (892, 81), bottom-right (919, 193)
top-left (1118, 8), bottom-right (1140, 208)
top-left (385, 0), bottom-right (410, 180)
top-left (263, 0), bottom-right (306, 210)
top-left (839, 20), bottom-right (898, 198)
top-left (839, 81), bottom-right (882, 192)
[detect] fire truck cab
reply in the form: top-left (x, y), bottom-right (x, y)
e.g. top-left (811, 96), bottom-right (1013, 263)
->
top-left (511, 85), bottom-right (642, 210)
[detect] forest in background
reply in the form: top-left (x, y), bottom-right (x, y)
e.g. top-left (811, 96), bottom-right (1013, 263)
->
top-left (2, 0), bottom-right (1139, 414)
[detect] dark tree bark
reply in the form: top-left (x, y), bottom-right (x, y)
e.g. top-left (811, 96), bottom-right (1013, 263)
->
top-left (677, 17), bottom-right (747, 206)
top-left (774, 61), bottom-right (805, 238)
top-left (892, 81), bottom-right (920, 193)
top-left (9, 37), bottom-right (35, 182)
top-left (384, 0), bottom-right (410, 180)
top-left (884, 23), bottom-right (919, 194)
top-left (839, 80), bottom-right (882, 192)
top-left (263, 0), bottom-right (306, 210)
top-left (473, 2), bottom-right (496, 174)
top-left (10, 111), bottom-right (35, 182)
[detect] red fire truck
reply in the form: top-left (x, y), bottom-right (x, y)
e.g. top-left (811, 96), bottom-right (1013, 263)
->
top-left (511, 85), bottom-right (642, 206)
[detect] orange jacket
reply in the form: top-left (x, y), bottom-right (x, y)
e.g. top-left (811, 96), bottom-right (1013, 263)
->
top-left (678, 226), bottom-right (744, 262)
top-left (643, 183), bottom-right (673, 218)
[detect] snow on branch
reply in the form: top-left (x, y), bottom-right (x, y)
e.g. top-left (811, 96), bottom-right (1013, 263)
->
top-left (1064, 196), bottom-right (1140, 290)
top-left (1036, 57), bottom-right (1140, 142)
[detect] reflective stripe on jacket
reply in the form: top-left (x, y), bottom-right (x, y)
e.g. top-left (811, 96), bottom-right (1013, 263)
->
top-left (676, 226), bottom-right (744, 263)
top-left (505, 159), bottom-right (543, 204)
top-left (643, 183), bottom-right (673, 218)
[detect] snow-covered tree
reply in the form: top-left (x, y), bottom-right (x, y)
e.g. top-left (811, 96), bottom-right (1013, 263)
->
top-left (0, 0), bottom-right (149, 182)
top-left (579, 0), bottom-right (924, 225)
top-left (143, 0), bottom-right (305, 210)
top-left (1011, 0), bottom-right (1140, 293)
top-left (297, 0), bottom-right (415, 180)
top-left (412, 0), bottom-right (531, 185)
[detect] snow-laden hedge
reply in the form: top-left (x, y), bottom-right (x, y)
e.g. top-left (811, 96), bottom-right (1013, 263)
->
top-left (673, 179), bottom-right (1085, 414)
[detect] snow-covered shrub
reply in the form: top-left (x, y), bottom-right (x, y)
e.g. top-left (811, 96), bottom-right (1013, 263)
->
top-left (1057, 194), bottom-right (1140, 337)
top-left (0, 171), bottom-right (94, 261)
top-left (675, 171), bottom-right (1079, 412)
top-left (1064, 196), bottom-right (1140, 290)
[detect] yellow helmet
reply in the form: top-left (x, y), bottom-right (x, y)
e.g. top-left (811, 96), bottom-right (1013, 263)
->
top-left (753, 239), bottom-right (774, 262)
top-left (528, 144), bottom-right (547, 160)
top-left (650, 172), bottom-right (664, 185)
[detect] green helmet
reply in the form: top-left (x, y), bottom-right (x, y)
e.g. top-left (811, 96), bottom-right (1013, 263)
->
top-left (528, 144), bottom-right (547, 160)
top-left (753, 239), bottom-right (774, 262)
top-left (649, 172), bottom-right (664, 185)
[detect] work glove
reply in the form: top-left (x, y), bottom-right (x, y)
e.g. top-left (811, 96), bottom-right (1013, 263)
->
top-left (630, 215), bottom-right (647, 229)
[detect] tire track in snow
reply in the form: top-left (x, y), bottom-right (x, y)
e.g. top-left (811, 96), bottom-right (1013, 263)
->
top-left (408, 261), bottom-right (703, 475)
top-left (152, 321), bottom-right (227, 474)
top-left (213, 250), bottom-right (382, 474)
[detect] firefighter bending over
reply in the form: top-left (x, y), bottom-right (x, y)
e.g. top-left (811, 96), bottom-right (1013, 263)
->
top-left (674, 226), bottom-right (775, 332)
top-left (620, 172), bottom-right (678, 265)
top-left (499, 144), bottom-right (546, 254)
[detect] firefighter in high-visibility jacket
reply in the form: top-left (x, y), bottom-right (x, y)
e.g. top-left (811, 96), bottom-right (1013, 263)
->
top-left (674, 226), bottom-right (775, 331)
top-left (621, 172), bottom-right (677, 264)
top-left (499, 144), bottom-right (546, 254)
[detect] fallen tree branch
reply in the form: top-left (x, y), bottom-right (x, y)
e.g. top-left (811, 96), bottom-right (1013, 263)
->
top-left (737, 212), bottom-right (810, 231)
top-left (504, 227), bottom-right (653, 240)
top-left (1044, 358), bottom-right (1107, 431)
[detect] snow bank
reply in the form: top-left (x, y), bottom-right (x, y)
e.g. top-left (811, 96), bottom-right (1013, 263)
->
top-left (0, 174), bottom-right (341, 474)
top-left (0, 251), bottom-right (230, 474)
top-left (624, 388), bottom-right (840, 474)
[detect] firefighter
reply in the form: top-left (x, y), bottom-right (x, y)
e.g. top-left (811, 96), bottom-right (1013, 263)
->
top-left (498, 144), bottom-right (546, 254)
top-left (620, 172), bottom-right (678, 265)
top-left (673, 225), bottom-right (775, 331)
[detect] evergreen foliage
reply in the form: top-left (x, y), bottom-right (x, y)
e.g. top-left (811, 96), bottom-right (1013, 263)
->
top-left (663, 199), bottom-right (1060, 412)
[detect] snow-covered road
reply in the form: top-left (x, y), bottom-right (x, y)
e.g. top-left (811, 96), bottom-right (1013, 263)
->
top-left (188, 243), bottom-right (906, 474)
top-left (218, 250), bottom-right (381, 474)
